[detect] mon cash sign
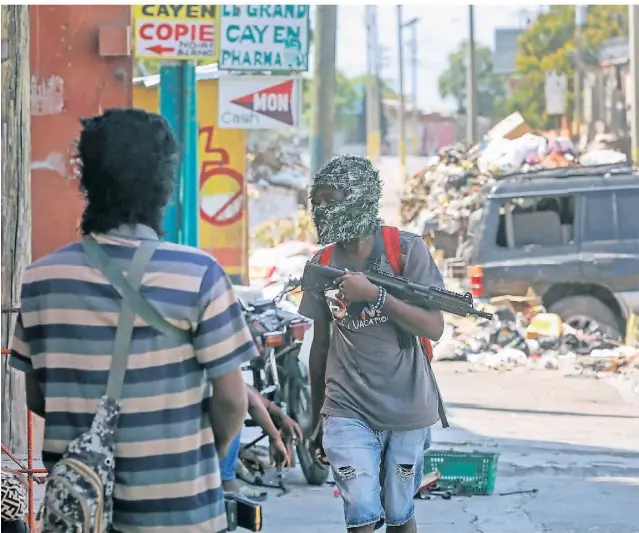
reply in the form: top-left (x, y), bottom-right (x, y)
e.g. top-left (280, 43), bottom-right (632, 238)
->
top-left (219, 5), bottom-right (310, 71)
top-left (133, 4), bottom-right (219, 60)
top-left (218, 76), bottom-right (302, 130)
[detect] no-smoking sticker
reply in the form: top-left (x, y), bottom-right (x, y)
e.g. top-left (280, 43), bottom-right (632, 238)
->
top-left (199, 167), bottom-right (245, 226)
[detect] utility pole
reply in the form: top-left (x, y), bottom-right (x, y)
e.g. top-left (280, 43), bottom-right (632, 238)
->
top-left (397, 5), bottom-right (407, 179)
top-left (365, 6), bottom-right (381, 163)
top-left (403, 17), bottom-right (420, 155)
top-left (630, 4), bottom-right (639, 165)
top-left (466, 5), bottom-right (478, 145)
top-left (1, 4), bottom-right (30, 453)
top-left (574, 5), bottom-right (587, 139)
top-left (310, 5), bottom-right (338, 177)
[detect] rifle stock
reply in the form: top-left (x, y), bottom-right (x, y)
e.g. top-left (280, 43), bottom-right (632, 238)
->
top-left (301, 261), bottom-right (493, 321)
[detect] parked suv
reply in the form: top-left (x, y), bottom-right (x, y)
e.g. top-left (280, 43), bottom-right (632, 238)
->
top-left (465, 164), bottom-right (639, 337)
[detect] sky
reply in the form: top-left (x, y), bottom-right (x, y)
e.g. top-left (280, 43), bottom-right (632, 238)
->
top-left (335, 5), bottom-right (540, 113)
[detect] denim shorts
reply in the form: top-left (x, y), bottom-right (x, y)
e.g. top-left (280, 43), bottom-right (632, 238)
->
top-left (322, 416), bottom-right (431, 529)
top-left (219, 433), bottom-right (242, 482)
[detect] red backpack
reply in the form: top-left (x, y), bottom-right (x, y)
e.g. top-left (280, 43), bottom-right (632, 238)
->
top-left (318, 226), bottom-right (434, 362)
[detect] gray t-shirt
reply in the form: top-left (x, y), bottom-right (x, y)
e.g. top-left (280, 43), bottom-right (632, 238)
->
top-left (299, 230), bottom-right (445, 432)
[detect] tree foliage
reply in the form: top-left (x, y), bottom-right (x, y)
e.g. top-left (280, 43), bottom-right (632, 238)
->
top-left (301, 70), bottom-right (362, 130)
top-left (437, 41), bottom-right (507, 120)
top-left (510, 5), bottom-right (628, 129)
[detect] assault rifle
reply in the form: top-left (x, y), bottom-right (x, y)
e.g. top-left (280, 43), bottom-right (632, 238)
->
top-left (301, 261), bottom-right (493, 321)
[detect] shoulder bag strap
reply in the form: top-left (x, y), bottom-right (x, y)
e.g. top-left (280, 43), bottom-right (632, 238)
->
top-left (104, 240), bottom-right (157, 401)
top-left (82, 236), bottom-right (191, 344)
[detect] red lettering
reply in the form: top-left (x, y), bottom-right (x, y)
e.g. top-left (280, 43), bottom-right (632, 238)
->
top-left (139, 23), bottom-right (154, 40)
top-left (199, 24), bottom-right (213, 42)
top-left (156, 24), bottom-right (172, 40)
top-left (199, 126), bottom-right (230, 170)
top-left (174, 23), bottom-right (188, 39)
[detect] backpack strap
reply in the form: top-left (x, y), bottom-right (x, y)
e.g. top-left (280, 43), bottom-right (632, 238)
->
top-left (381, 226), bottom-right (402, 275)
top-left (380, 226), bottom-right (448, 428)
top-left (318, 244), bottom-right (335, 266)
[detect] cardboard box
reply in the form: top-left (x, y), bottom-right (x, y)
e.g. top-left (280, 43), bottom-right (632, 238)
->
top-left (486, 112), bottom-right (532, 141)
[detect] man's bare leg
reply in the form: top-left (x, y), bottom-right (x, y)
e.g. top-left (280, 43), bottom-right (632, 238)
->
top-left (387, 516), bottom-right (417, 533)
top-left (348, 526), bottom-right (375, 533)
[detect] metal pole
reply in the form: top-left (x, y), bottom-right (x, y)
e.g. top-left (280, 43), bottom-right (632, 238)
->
top-left (397, 5), bottom-right (407, 179)
top-left (411, 23), bottom-right (418, 155)
top-left (180, 62), bottom-right (199, 248)
top-left (466, 5), bottom-right (477, 145)
top-left (629, 5), bottom-right (639, 165)
top-left (309, 5), bottom-right (338, 177)
top-left (365, 6), bottom-right (381, 162)
top-left (574, 5), bottom-right (587, 139)
top-left (159, 63), bottom-right (181, 243)
top-left (159, 61), bottom-right (199, 246)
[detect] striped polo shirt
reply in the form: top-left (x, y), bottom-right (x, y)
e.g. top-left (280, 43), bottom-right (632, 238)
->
top-left (10, 224), bottom-right (258, 533)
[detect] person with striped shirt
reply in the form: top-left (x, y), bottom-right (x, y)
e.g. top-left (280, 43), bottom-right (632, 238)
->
top-left (9, 108), bottom-right (258, 533)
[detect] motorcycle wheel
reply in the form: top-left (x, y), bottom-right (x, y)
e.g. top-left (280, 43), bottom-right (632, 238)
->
top-left (288, 363), bottom-right (329, 486)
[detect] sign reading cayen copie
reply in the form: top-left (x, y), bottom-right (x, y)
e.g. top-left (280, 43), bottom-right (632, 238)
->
top-left (133, 4), bottom-right (220, 61)
top-left (219, 5), bottom-right (310, 71)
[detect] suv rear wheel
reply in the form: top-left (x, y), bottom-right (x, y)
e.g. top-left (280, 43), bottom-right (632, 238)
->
top-left (548, 295), bottom-right (621, 339)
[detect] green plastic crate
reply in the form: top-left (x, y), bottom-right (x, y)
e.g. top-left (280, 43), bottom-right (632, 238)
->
top-left (423, 450), bottom-right (500, 495)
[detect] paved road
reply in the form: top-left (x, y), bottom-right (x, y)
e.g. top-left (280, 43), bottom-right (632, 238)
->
top-left (257, 364), bottom-right (639, 533)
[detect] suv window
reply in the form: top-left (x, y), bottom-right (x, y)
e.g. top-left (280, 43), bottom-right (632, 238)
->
top-left (583, 192), bottom-right (615, 242)
top-left (617, 190), bottom-right (639, 240)
top-left (496, 195), bottom-right (575, 248)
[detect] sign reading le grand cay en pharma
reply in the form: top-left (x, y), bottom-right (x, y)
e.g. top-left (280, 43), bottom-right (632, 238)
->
top-left (219, 5), bottom-right (310, 72)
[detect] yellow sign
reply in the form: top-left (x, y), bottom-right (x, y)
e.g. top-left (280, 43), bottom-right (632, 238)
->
top-left (133, 78), bottom-right (248, 283)
top-left (132, 4), bottom-right (220, 61)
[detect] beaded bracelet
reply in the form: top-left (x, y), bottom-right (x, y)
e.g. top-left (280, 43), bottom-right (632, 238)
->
top-left (372, 286), bottom-right (387, 310)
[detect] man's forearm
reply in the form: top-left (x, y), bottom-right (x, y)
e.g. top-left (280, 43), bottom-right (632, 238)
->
top-left (248, 401), bottom-right (281, 441)
top-left (247, 386), bottom-right (282, 440)
top-left (209, 394), bottom-right (247, 457)
top-left (309, 347), bottom-right (328, 433)
top-left (382, 293), bottom-right (444, 341)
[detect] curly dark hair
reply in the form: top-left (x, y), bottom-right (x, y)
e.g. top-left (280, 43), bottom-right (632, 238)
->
top-left (77, 108), bottom-right (179, 236)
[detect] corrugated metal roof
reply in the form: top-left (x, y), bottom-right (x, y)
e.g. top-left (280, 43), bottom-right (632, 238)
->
top-left (133, 63), bottom-right (221, 87)
top-left (598, 37), bottom-right (628, 66)
top-left (132, 63), bottom-right (312, 87)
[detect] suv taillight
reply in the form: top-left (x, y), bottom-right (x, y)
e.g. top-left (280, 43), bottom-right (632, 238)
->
top-left (467, 265), bottom-right (484, 298)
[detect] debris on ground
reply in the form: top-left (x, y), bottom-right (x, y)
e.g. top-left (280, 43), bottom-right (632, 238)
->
top-left (435, 291), bottom-right (639, 386)
top-left (250, 206), bottom-right (315, 249)
top-left (247, 137), bottom-right (308, 191)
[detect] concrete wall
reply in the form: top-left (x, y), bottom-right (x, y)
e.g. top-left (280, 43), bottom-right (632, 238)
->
top-left (30, 5), bottom-right (132, 260)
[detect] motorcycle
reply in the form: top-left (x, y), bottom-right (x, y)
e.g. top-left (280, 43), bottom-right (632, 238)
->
top-left (238, 279), bottom-right (329, 487)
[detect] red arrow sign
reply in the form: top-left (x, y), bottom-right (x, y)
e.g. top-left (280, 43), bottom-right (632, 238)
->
top-left (147, 44), bottom-right (175, 55)
top-left (231, 80), bottom-right (295, 126)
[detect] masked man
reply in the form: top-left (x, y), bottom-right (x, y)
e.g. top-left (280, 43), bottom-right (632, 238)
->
top-left (299, 155), bottom-right (446, 533)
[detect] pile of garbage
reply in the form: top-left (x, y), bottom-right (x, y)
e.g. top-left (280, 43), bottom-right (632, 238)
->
top-left (247, 136), bottom-right (308, 191)
top-left (434, 292), bottom-right (639, 380)
top-left (400, 112), bottom-right (629, 250)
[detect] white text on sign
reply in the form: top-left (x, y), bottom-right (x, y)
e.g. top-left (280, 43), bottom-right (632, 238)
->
top-left (133, 4), bottom-right (219, 60)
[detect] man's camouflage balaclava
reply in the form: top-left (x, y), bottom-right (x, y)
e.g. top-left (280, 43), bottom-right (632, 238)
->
top-left (310, 155), bottom-right (382, 245)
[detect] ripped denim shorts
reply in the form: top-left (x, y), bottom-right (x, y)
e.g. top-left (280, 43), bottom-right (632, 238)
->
top-left (322, 416), bottom-right (431, 530)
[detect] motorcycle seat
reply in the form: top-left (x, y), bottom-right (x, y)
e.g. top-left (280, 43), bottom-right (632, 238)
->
top-left (249, 299), bottom-right (276, 311)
